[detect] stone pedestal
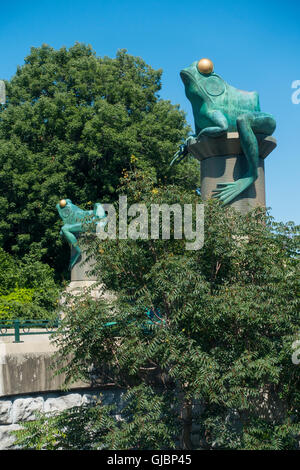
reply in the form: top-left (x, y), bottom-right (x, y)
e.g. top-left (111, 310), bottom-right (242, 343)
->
top-left (188, 132), bottom-right (277, 213)
top-left (70, 243), bottom-right (97, 282)
top-left (66, 243), bottom-right (103, 299)
top-left (65, 241), bottom-right (115, 302)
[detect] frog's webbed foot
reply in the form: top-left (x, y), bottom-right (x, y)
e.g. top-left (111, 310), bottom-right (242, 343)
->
top-left (212, 176), bottom-right (254, 205)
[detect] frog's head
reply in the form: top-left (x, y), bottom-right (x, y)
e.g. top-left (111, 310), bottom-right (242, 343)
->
top-left (56, 198), bottom-right (76, 221)
top-left (180, 58), bottom-right (226, 103)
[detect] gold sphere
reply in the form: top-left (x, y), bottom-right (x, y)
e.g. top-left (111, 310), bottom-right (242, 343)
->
top-left (59, 199), bottom-right (67, 208)
top-left (197, 58), bottom-right (214, 74)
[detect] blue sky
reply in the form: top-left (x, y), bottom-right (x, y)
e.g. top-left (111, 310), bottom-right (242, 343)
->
top-left (1, 0), bottom-right (299, 223)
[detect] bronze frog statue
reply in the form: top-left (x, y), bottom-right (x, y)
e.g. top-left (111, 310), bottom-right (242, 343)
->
top-left (172, 58), bottom-right (276, 205)
top-left (56, 199), bottom-right (107, 269)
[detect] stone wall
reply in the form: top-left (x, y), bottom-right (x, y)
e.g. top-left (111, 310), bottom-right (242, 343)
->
top-left (0, 330), bottom-right (125, 449)
top-left (0, 387), bottom-right (125, 449)
top-left (0, 332), bottom-right (90, 397)
top-left (1, 327), bottom-right (296, 450)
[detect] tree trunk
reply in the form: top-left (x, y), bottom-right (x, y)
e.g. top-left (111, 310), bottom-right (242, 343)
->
top-left (180, 399), bottom-right (193, 449)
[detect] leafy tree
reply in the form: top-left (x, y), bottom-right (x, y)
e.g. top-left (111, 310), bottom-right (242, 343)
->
top-left (14, 165), bottom-right (300, 450)
top-left (0, 43), bottom-right (197, 277)
top-left (0, 247), bottom-right (59, 320)
top-left (0, 247), bottom-right (18, 295)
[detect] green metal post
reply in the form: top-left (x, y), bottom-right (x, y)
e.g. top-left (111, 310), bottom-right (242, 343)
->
top-left (13, 320), bottom-right (22, 343)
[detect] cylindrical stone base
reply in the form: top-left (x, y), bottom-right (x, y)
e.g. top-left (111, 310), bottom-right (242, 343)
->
top-left (66, 239), bottom-right (115, 302)
top-left (60, 240), bottom-right (115, 312)
top-left (66, 240), bottom-right (102, 300)
top-left (59, 239), bottom-right (101, 306)
top-left (70, 242), bottom-right (97, 282)
top-left (187, 132), bottom-right (277, 214)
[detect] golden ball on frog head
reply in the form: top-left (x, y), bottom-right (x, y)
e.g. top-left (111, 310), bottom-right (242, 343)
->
top-left (197, 58), bottom-right (214, 74)
top-left (59, 199), bottom-right (67, 208)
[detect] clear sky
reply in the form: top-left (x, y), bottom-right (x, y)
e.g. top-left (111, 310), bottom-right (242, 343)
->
top-left (0, 0), bottom-right (299, 224)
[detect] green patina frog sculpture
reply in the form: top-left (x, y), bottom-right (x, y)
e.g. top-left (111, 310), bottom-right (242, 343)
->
top-left (56, 199), bottom-right (107, 269)
top-left (171, 58), bottom-right (276, 205)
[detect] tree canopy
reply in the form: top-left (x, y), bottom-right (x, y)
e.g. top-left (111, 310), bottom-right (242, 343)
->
top-left (0, 247), bottom-right (59, 320)
top-left (0, 43), bottom-right (198, 277)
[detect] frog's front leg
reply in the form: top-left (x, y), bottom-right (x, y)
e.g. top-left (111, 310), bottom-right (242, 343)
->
top-left (212, 112), bottom-right (276, 205)
top-left (60, 223), bottom-right (83, 269)
top-left (197, 110), bottom-right (228, 138)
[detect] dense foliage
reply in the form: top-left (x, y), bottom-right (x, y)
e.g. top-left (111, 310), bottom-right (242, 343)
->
top-left (0, 247), bottom-right (59, 320)
top-left (0, 43), bottom-right (197, 277)
top-left (14, 165), bottom-right (300, 450)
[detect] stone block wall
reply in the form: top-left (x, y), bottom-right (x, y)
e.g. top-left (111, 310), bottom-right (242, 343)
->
top-left (0, 388), bottom-right (124, 449)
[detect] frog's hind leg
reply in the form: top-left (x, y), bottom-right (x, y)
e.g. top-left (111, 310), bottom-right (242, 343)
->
top-left (212, 112), bottom-right (276, 205)
top-left (237, 112), bottom-right (276, 180)
top-left (61, 223), bottom-right (82, 270)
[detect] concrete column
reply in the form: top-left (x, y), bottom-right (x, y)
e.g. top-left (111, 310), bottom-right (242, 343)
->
top-left (187, 132), bottom-right (277, 213)
top-left (70, 240), bottom-right (97, 282)
top-left (67, 239), bottom-right (101, 298)
top-left (65, 238), bottom-right (115, 302)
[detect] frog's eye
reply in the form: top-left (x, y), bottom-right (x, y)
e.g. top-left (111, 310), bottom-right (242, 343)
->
top-left (197, 58), bottom-right (214, 74)
top-left (59, 199), bottom-right (67, 208)
top-left (204, 76), bottom-right (226, 96)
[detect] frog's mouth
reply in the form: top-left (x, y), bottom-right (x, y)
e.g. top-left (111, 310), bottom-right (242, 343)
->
top-left (180, 69), bottom-right (210, 102)
top-left (180, 69), bottom-right (194, 86)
